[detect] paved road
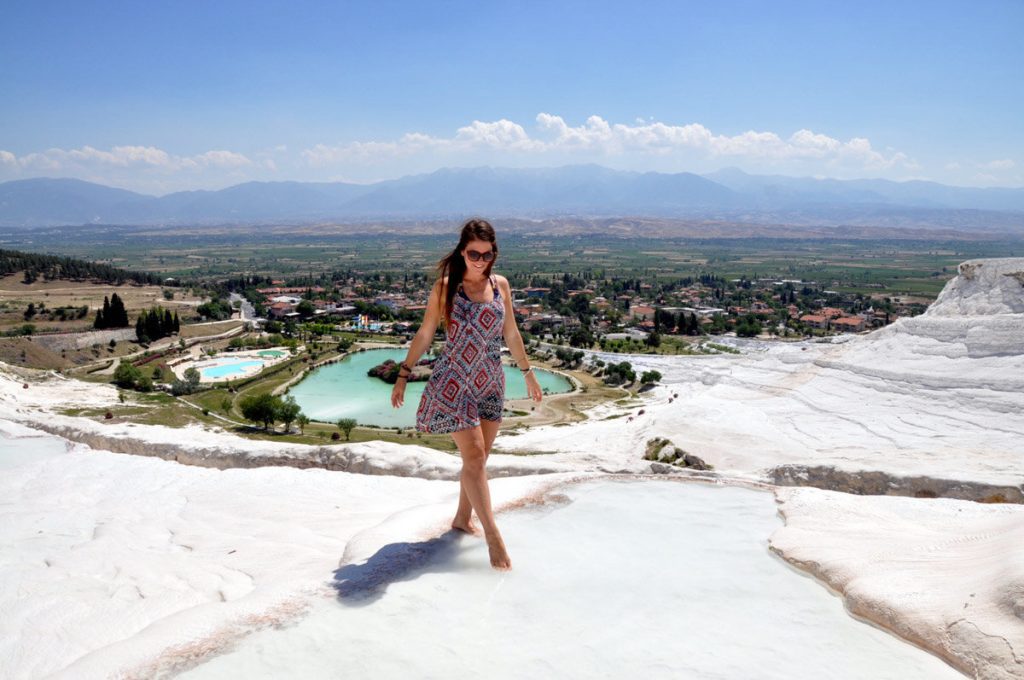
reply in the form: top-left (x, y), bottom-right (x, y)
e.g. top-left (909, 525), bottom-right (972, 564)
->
top-left (228, 292), bottom-right (255, 322)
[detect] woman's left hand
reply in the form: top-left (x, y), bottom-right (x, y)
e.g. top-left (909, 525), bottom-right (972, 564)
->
top-left (525, 371), bottom-right (543, 402)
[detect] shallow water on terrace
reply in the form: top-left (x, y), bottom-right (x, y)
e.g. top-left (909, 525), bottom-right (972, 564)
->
top-left (181, 479), bottom-right (960, 679)
top-left (0, 426), bottom-right (69, 470)
top-left (289, 348), bottom-right (573, 428)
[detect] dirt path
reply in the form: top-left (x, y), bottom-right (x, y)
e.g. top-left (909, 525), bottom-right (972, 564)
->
top-left (503, 361), bottom-right (626, 429)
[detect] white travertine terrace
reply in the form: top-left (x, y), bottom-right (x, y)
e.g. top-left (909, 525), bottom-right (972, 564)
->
top-left (1, 257), bottom-right (1022, 678)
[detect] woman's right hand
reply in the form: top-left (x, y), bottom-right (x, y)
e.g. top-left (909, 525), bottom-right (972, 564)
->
top-left (391, 380), bottom-right (406, 408)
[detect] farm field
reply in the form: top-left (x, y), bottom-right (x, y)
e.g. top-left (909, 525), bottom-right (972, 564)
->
top-left (2, 225), bottom-right (1017, 300)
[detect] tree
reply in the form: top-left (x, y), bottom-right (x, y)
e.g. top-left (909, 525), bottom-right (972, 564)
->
top-left (169, 366), bottom-right (202, 396)
top-left (296, 413), bottom-right (310, 434)
top-left (197, 298), bottom-right (233, 321)
top-left (113, 360), bottom-right (142, 389)
top-left (95, 293), bottom-right (129, 329)
top-left (736, 314), bottom-right (760, 338)
top-left (239, 392), bottom-right (281, 430)
top-left (136, 305), bottom-right (176, 342)
top-left (551, 346), bottom-right (585, 367)
top-left (640, 370), bottom-right (662, 385)
top-left (568, 326), bottom-right (593, 349)
top-left (278, 395), bottom-right (302, 433)
top-left (336, 417), bottom-right (357, 441)
top-left (570, 294), bottom-right (590, 316)
top-left (168, 379), bottom-right (191, 395)
top-left (183, 367), bottom-right (201, 389)
top-left (603, 361), bottom-right (636, 386)
top-left (296, 300), bottom-right (316, 318)
top-left (111, 293), bottom-right (128, 326)
top-left (220, 396), bottom-right (233, 416)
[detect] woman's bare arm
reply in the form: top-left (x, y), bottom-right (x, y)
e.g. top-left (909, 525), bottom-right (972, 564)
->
top-left (391, 279), bottom-right (446, 408)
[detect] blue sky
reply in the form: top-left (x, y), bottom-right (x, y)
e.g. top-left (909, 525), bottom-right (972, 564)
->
top-left (1, 0), bottom-right (1021, 193)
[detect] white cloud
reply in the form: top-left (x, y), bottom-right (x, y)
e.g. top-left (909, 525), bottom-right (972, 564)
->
top-left (189, 149), bottom-right (252, 168)
top-left (536, 114), bottom-right (619, 150)
top-left (6, 118), bottom-right (1015, 192)
top-left (302, 114), bottom-right (914, 172)
top-left (2, 145), bottom-right (252, 173)
top-left (454, 119), bottom-right (540, 151)
top-left (982, 159), bottom-right (1015, 170)
top-left (936, 158), bottom-right (1020, 187)
top-left (0, 145), bottom-right (261, 194)
top-left (302, 137), bottom-right (427, 165)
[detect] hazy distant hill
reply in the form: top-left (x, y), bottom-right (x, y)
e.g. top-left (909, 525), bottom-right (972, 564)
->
top-left (1, 165), bottom-right (1022, 228)
top-left (0, 178), bottom-right (146, 225)
top-left (338, 165), bottom-right (738, 216)
top-left (704, 167), bottom-right (1024, 212)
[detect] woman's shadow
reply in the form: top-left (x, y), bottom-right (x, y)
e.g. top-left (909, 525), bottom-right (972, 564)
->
top-left (331, 528), bottom-right (472, 606)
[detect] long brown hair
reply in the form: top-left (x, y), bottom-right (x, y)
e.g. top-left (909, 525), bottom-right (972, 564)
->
top-left (436, 218), bottom-right (499, 327)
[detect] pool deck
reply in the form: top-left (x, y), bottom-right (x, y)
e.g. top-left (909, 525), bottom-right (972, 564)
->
top-left (171, 347), bottom-right (295, 383)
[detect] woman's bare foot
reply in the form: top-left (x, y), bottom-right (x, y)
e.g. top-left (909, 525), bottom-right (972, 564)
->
top-left (486, 532), bottom-right (512, 570)
top-left (451, 517), bottom-right (481, 536)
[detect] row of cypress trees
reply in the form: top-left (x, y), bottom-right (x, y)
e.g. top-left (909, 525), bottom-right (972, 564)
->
top-left (93, 293), bottom-right (129, 328)
top-left (135, 306), bottom-right (180, 343)
top-left (92, 294), bottom-right (181, 343)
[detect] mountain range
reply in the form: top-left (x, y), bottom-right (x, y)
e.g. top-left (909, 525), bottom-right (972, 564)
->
top-left (1, 165), bottom-right (1022, 230)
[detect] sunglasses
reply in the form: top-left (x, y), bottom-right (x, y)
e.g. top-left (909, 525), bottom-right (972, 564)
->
top-left (465, 249), bottom-right (495, 263)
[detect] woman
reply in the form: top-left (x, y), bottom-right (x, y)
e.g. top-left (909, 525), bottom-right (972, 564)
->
top-left (391, 218), bottom-right (543, 571)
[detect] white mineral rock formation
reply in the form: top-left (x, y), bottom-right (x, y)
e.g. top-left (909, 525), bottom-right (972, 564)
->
top-left (770, 487), bottom-right (1024, 680)
top-left (1, 257), bottom-right (1022, 679)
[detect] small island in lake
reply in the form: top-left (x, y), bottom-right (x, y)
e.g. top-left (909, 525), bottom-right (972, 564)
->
top-left (367, 358), bottom-right (433, 384)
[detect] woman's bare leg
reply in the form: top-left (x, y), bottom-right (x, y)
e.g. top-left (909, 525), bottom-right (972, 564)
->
top-left (451, 418), bottom-right (500, 535)
top-left (450, 424), bottom-right (511, 570)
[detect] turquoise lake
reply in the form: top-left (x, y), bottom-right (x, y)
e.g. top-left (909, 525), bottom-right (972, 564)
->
top-left (288, 348), bottom-right (574, 428)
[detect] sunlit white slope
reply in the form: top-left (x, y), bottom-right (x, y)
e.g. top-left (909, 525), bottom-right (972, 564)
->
top-left (0, 428), bottom-right (581, 679)
top-left (770, 486), bottom-right (1024, 680)
top-left (498, 258), bottom-right (1024, 488)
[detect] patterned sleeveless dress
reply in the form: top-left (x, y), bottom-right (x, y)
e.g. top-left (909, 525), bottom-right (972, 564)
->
top-left (415, 274), bottom-right (506, 434)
